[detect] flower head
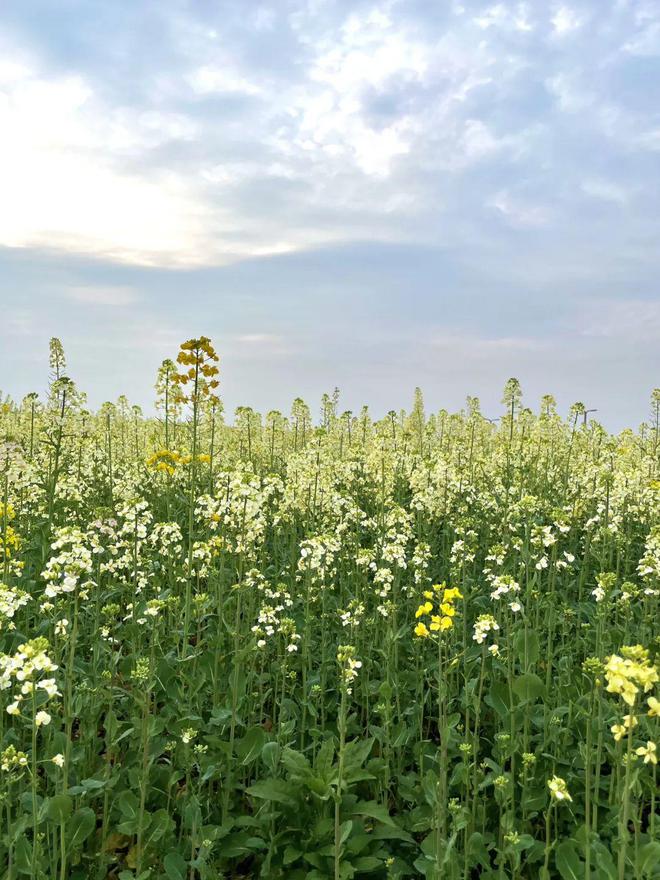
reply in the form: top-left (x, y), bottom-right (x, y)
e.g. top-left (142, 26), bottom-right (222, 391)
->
top-left (548, 775), bottom-right (572, 802)
top-left (635, 741), bottom-right (657, 765)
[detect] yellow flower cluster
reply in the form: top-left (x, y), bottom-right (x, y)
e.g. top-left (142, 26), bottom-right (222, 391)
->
top-left (0, 503), bottom-right (21, 560)
top-left (413, 584), bottom-right (463, 638)
top-left (173, 337), bottom-right (220, 405)
top-left (605, 646), bottom-right (659, 706)
top-left (147, 449), bottom-right (212, 476)
top-left (146, 449), bottom-right (182, 476)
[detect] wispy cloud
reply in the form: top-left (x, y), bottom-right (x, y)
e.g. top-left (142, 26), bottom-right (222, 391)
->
top-left (66, 286), bottom-right (138, 307)
top-left (0, 1), bottom-right (657, 427)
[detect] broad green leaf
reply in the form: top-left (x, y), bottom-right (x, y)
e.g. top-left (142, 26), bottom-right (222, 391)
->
top-left (261, 741), bottom-right (281, 774)
top-left (637, 842), bottom-right (660, 877)
top-left (512, 673), bottom-right (546, 703)
top-left (142, 808), bottom-right (171, 849)
top-left (246, 779), bottom-right (297, 807)
top-left (350, 800), bottom-right (396, 827)
top-left (353, 856), bottom-right (383, 871)
top-left (555, 841), bottom-right (582, 880)
top-left (237, 725), bottom-right (267, 765)
top-left (47, 794), bottom-right (73, 824)
top-left (68, 807), bottom-right (96, 848)
top-left (117, 789), bottom-right (140, 820)
top-left (163, 850), bottom-right (187, 880)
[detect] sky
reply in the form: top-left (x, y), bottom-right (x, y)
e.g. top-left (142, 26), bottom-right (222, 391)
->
top-left (0, 0), bottom-right (658, 429)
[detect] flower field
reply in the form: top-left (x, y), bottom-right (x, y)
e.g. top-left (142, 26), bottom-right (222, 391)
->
top-left (0, 337), bottom-right (658, 880)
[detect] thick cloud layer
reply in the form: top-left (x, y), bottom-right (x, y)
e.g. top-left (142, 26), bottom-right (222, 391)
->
top-left (0, 1), bottom-right (658, 427)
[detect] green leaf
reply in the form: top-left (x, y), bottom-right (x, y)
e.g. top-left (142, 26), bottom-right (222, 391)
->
top-left (514, 629), bottom-right (539, 666)
top-left (485, 682), bottom-right (509, 718)
top-left (261, 741), bottom-right (281, 774)
top-left (512, 673), bottom-right (546, 703)
top-left (237, 725), bottom-right (267, 765)
top-left (282, 747), bottom-right (312, 778)
top-left (353, 856), bottom-right (383, 872)
top-left (13, 834), bottom-right (32, 875)
top-left (163, 851), bottom-right (187, 880)
top-left (350, 801), bottom-right (396, 828)
top-left (467, 832), bottom-right (492, 869)
top-left (344, 737), bottom-right (374, 773)
top-left (142, 808), bottom-right (171, 849)
top-left (637, 842), bottom-right (660, 877)
top-left (246, 779), bottom-right (297, 807)
top-left (315, 737), bottom-right (335, 775)
top-left (283, 845), bottom-right (302, 865)
top-left (47, 794), bottom-right (73, 824)
top-left (555, 841), bottom-right (583, 880)
top-left (339, 819), bottom-right (353, 846)
top-left (117, 789), bottom-right (140, 820)
top-left (68, 808), bottom-right (96, 848)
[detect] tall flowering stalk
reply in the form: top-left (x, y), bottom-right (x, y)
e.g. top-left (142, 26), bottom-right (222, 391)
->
top-left (604, 647), bottom-right (658, 880)
top-left (172, 337), bottom-right (220, 653)
top-left (413, 584), bottom-right (462, 868)
top-left (335, 645), bottom-right (362, 880)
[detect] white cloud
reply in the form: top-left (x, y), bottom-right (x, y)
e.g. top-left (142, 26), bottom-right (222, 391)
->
top-left (430, 332), bottom-right (548, 354)
top-left (579, 299), bottom-right (660, 342)
top-left (488, 190), bottom-right (552, 227)
top-left (634, 129), bottom-right (660, 151)
top-left (551, 6), bottom-right (583, 36)
top-left (622, 20), bottom-right (660, 56)
top-left (581, 178), bottom-right (629, 203)
top-left (283, 9), bottom-right (429, 177)
top-left (474, 5), bottom-right (509, 30)
top-left (546, 73), bottom-right (593, 112)
top-left (187, 65), bottom-right (264, 96)
top-left (66, 286), bottom-right (138, 307)
top-left (0, 59), bottom-right (211, 266)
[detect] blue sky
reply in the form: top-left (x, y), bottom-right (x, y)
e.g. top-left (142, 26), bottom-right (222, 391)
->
top-left (0, 0), bottom-right (658, 427)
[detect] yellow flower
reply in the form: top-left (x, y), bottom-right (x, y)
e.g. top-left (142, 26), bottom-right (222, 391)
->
top-left (635, 741), bottom-right (657, 765)
top-left (610, 714), bottom-right (636, 742)
top-left (547, 775), bottom-right (572, 802)
top-left (443, 587), bottom-right (463, 603)
top-left (440, 603), bottom-right (456, 617)
top-left (430, 615), bottom-right (454, 632)
top-left (415, 602), bottom-right (433, 618)
top-left (611, 724), bottom-right (626, 742)
top-left (648, 696), bottom-right (660, 718)
top-left (604, 652), bottom-right (658, 706)
top-left (414, 622), bottom-right (430, 638)
top-left (637, 665), bottom-right (659, 692)
top-left (423, 591), bottom-right (434, 599)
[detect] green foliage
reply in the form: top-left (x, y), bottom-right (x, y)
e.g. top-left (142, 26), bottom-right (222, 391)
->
top-left (0, 342), bottom-right (658, 878)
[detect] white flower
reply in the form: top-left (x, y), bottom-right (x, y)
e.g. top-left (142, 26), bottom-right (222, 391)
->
top-left (6, 700), bottom-right (21, 716)
top-left (509, 601), bottom-right (522, 613)
top-left (37, 678), bottom-right (60, 698)
top-left (35, 710), bottom-right (51, 727)
top-left (52, 754), bottom-right (65, 767)
top-left (591, 587), bottom-right (605, 603)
